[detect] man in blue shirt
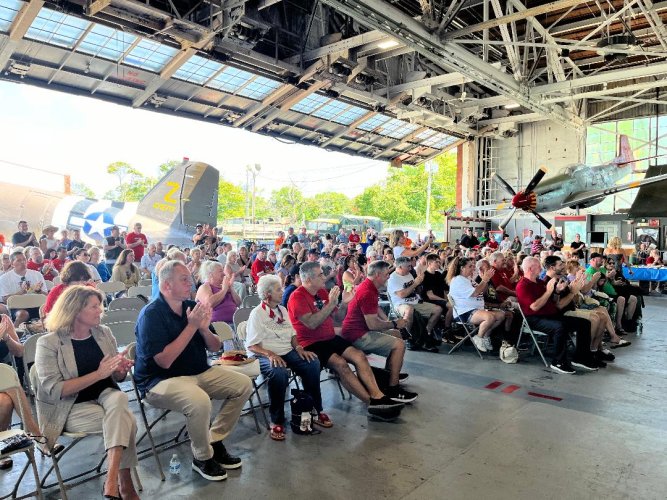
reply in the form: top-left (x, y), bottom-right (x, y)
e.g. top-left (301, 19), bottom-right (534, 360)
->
top-left (135, 260), bottom-right (253, 481)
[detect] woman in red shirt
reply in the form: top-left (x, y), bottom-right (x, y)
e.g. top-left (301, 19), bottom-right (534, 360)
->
top-left (43, 261), bottom-right (95, 315)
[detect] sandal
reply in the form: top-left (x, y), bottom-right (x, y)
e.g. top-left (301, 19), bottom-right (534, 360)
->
top-left (313, 412), bottom-right (334, 428)
top-left (269, 424), bottom-right (286, 441)
top-left (610, 339), bottom-right (632, 349)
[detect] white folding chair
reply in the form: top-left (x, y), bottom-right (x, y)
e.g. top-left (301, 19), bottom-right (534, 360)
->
top-left (138, 279), bottom-right (153, 287)
top-left (447, 296), bottom-right (484, 359)
top-left (232, 307), bottom-right (253, 331)
top-left (7, 294), bottom-right (46, 315)
top-left (102, 309), bottom-right (140, 324)
top-left (107, 297), bottom-right (146, 312)
top-left (97, 281), bottom-right (126, 295)
top-left (212, 322), bottom-right (269, 433)
top-left (0, 364), bottom-right (43, 500)
top-left (241, 295), bottom-right (261, 308)
top-left (21, 333), bottom-right (45, 399)
top-left (515, 303), bottom-right (550, 367)
top-left (101, 310), bottom-right (139, 349)
top-left (127, 286), bottom-right (151, 298)
top-left (43, 280), bottom-right (54, 291)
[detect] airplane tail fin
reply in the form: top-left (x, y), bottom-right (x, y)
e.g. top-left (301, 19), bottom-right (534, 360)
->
top-left (614, 135), bottom-right (637, 171)
top-left (136, 161), bottom-right (219, 229)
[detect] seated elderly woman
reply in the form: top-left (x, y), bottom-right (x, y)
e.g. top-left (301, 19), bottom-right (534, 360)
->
top-left (35, 286), bottom-right (139, 499)
top-left (0, 314), bottom-right (53, 469)
top-left (196, 260), bottom-right (241, 326)
top-left (43, 261), bottom-right (94, 315)
top-left (446, 257), bottom-right (505, 353)
top-left (245, 275), bottom-right (332, 440)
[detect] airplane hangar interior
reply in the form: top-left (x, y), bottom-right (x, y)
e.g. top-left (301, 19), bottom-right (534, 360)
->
top-left (1, 0), bottom-right (667, 498)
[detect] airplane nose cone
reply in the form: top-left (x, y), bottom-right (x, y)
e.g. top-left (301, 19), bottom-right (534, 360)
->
top-left (511, 191), bottom-right (537, 210)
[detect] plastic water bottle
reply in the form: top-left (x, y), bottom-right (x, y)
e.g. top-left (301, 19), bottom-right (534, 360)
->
top-left (169, 454), bottom-right (181, 475)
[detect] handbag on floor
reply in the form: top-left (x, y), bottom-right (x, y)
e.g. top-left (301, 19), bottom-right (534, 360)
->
top-left (499, 341), bottom-right (519, 364)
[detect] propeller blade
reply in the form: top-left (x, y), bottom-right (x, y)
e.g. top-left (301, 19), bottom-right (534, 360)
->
top-left (530, 210), bottom-right (552, 229)
top-left (492, 174), bottom-right (516, 197)
top-left (524, 167), bottom-right (547, 193)
top-left (498, 208), bottom-right (518, 231)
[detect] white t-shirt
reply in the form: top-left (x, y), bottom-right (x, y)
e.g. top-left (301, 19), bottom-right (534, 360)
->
top-left (387, 271), bottom-right (420, 306)
top-left (448, 275), bottom-right (484, 316)
top-left (392, 246), bottom-right (405, 259)
top-left (245, 303), bottom-right (296, 356)
top-left (0, 269), bottom-right (46, 301)
top-left (86, 263), bottom-right (102, 282)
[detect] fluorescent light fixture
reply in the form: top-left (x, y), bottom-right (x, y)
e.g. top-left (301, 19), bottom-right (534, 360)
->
top-left (504, 103), bottom-right (521, 109)
top-left (378, 39), bottom-right (400, 49)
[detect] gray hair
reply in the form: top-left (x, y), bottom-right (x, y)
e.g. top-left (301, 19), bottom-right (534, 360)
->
top-left (299, 261), bottom-right (321, 282)
top-left (159, 260), bottom-right (187, 286)
top-left (277, 248), bottom-right (292, 263)
top-left (475, 258), bottom-right (489, 273)
top-left (489, 251), bottom-right (504, 264)
top-left (257, 275), bottom-right (282, 301)
top-left (227, 250), bottom-right (238, 260)
top-left (367, 260), bottom-right (390, 277)
top-left (521, 256), bottom-right (539, 274)
top-left (199, 260), bottom-right (223, 283)
top-left (395, 256), bottom-right (412, 268)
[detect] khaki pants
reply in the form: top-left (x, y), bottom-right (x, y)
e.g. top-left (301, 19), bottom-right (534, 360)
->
top-left (145, 366), bottom-right (253, 461)
top-left (65, 388), bottom-right (138, 469)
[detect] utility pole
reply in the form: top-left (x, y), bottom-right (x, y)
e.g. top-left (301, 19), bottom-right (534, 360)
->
top-left (425, 160), bottom-right (438, 229)
top-left (247, 163), bottom-right (261, 228)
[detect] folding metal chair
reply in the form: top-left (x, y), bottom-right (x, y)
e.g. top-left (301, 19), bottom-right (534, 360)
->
top-left (107, 297), bottom-right (146, 312)
top-left (232, 307), bottom-right (252, 331)
top-left (241, 295), bottom-right (261, 308)
top-left (515, 304), bottom-right (550, 367)
top-left (7, 294), bottom-right (46, 316)
top-left (127, 286), bottom-right (152, 298)
top-left (21, 333), bottom-right (45, 399)
top-left (446, 296), bottom-right (484, 359)
top-left (138, 279), bottom-right (153, 287)
top-left (97, 281), bottom-right (127, 295)
top-left (213, 322), bottom-right (269, 433)
top-left (0, 365), bottom-right (43, 500)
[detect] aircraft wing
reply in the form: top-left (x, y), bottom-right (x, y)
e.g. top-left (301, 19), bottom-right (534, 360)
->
top-left (460, 201), bottom-right (511, 212)
top-left (562, 172), bottom-right (667, 208)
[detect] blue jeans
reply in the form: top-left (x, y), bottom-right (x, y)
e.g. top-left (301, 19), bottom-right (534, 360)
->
top-left (258, 349), bottom-right (322, 425)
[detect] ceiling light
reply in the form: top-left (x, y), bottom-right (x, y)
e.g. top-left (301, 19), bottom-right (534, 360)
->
top-left (378, 39), bottom-right (400, 49)
top-left (504, 103), bottom-right (520, 109)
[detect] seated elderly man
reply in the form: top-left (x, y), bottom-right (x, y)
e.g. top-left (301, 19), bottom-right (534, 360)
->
top-left (246, 275), bottom-right (332, 440)
top-left (287, 262), bottom-right (404, 421)
top-left (140, 244), bottom-right (161, 277)
top-left (341, 261), bottom-right (418, 403)
top-left (134, 260), bottom-right (253, 481)
top-left (387, 256), bottom-right (442, 352)
top-left (27, 247), bottom-right (59, 282)
top-left (0, 250), bottom-right (47, 327)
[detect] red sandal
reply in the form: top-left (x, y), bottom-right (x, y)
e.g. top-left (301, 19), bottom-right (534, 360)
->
top-left (313, 412), bottom-right (334, 428)
top-left (269, 424), bottom-right (286, 441)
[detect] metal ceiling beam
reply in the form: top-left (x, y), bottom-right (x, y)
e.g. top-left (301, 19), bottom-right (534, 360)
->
top-left (131, 47), bottom-right (196, 107)
top-left (446, 0), bottom-right (592, 38)
top-left (284, 31), bottom-right (387, 64)
top-left (490, 0), bottom-right (522, 78)
top-left (318, 0), bottom-right (582, 129)
top-left (375, 72), bottom-right (470, 97)
top-left (477, 112), bottom-right (547, 125)
top-left (0, 0), bottom-right (44, 70)
top-left (542, 79), bottom-right (667, 103)
top-left (534, 60), bottom-right (667, 93)
top-left (551, 0), bottom-right (667, 35)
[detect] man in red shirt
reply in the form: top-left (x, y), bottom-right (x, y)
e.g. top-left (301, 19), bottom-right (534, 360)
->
top-left (51, 246), bottom-right (68, 272)
top-left (341, 261), bottom-right (417, 403)
top-left (27, 247), bottom-right (59, 282)
top-left (348, 228), bottom-right (361, 248)
top-left (250, 247), bottom-right (275, 284)
top-left (125, 222), bottom-right (148, 261)
top-left (489, 252), bottom-right (517, 303)
top-left (287, 261), bottom-right (404, 420)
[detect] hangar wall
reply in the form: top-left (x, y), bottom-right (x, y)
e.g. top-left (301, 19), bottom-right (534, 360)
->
top-left (484, 121), bottom-right (586, 239)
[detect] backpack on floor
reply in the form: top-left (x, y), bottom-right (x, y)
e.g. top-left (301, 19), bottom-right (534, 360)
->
top-left (499, 341), bottom-right (519, 364)
top-left (289, 389), bottom-right (318, 435)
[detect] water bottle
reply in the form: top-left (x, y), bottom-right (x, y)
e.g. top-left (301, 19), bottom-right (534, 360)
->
top-left (169, 454), bottom-right (181, 475)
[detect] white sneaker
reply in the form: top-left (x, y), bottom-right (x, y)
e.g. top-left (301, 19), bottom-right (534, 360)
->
top-left (483, 337), bottom-right (493, 351)
top-left (472, 335), bottom-right (487, 352)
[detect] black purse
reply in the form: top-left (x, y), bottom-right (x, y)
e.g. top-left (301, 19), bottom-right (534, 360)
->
top-left (0, 433), bottom-right (32, 454)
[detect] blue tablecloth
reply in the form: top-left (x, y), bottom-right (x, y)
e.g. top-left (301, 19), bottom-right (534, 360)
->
top-left (624, 267), bottom-right (667, 282)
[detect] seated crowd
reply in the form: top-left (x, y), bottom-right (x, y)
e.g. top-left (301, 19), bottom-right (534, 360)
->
top-left (0, 219), bottom-right (649, 497)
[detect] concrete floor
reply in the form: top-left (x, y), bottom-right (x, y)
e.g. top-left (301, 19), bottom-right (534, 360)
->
top-left (3, 295), bottom-right (667, 500)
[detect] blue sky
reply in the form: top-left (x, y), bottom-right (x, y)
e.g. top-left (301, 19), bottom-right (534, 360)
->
top-left (0, 81), bottom-right (390, 198)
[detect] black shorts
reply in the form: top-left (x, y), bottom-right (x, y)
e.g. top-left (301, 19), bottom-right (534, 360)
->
top-left (10, 307), bottom-right (40, 322)
top-left (305, 336), bottom-right (352, 365)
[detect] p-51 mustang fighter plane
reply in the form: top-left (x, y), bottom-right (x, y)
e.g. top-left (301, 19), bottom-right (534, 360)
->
top-left (463, 135), bottom-right (667, 230)
top-left (0, 160), bottom-right (219, 246)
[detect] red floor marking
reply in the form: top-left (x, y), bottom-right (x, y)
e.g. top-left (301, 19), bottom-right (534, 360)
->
top-left (527, 391), bottom-right (563, 402)
top-left (502, 385), bottom-right (521, 394)
top-left (485, 380), bottom-right (503, 390)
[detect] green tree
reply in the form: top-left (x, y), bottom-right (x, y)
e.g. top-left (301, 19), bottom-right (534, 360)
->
top-left (157, 160), bottom-right (181, 177)
top-left (72, 182), bottom-right (96, 199)
top-left (268, 186), bottom-right (305, 221)
top-left (104, 162), bottom-right (153, 201)
top-left (217, 178), bottom-right (246, 221)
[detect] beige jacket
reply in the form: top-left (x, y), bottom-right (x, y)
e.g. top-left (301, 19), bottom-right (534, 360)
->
top-left (32, 325), bottom-right (119, 447)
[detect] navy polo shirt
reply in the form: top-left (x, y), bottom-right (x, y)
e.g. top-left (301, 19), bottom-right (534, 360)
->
top-left (134, 293), bottom-right (210, 394)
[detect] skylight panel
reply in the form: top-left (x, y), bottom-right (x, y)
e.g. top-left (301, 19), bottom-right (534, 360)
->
top-left (237, 76), bottom-right (282, 100)
top-left (78, 24), bottom-right (136, 62)
top-left (290, 93), bottom-right (331, 114)
top-left (0, 0), bottom-right (23, 33)
top-left (208, 66), bottom-right (254, 93)
top-left (173, 55), bottom-right (223, 85)
top-left (26, 8), bottom-right (90, 48)
top-left (124, 39), bottom-right (178, 73)
top-left (357, 114), bottom-right (391, 131)
top-left (380, 119), bottom-right (419, 139)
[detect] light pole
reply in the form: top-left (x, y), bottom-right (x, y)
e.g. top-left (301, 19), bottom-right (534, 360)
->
top-left (425, 160), bottom-right (438, 229)
top-left (247, 163), bottom-right (261, 228)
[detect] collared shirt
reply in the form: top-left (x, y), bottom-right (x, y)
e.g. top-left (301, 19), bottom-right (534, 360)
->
top-left (134, 293), bottom-right (210, 394)
top-left (140, 253), bottom-right (161, 274)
